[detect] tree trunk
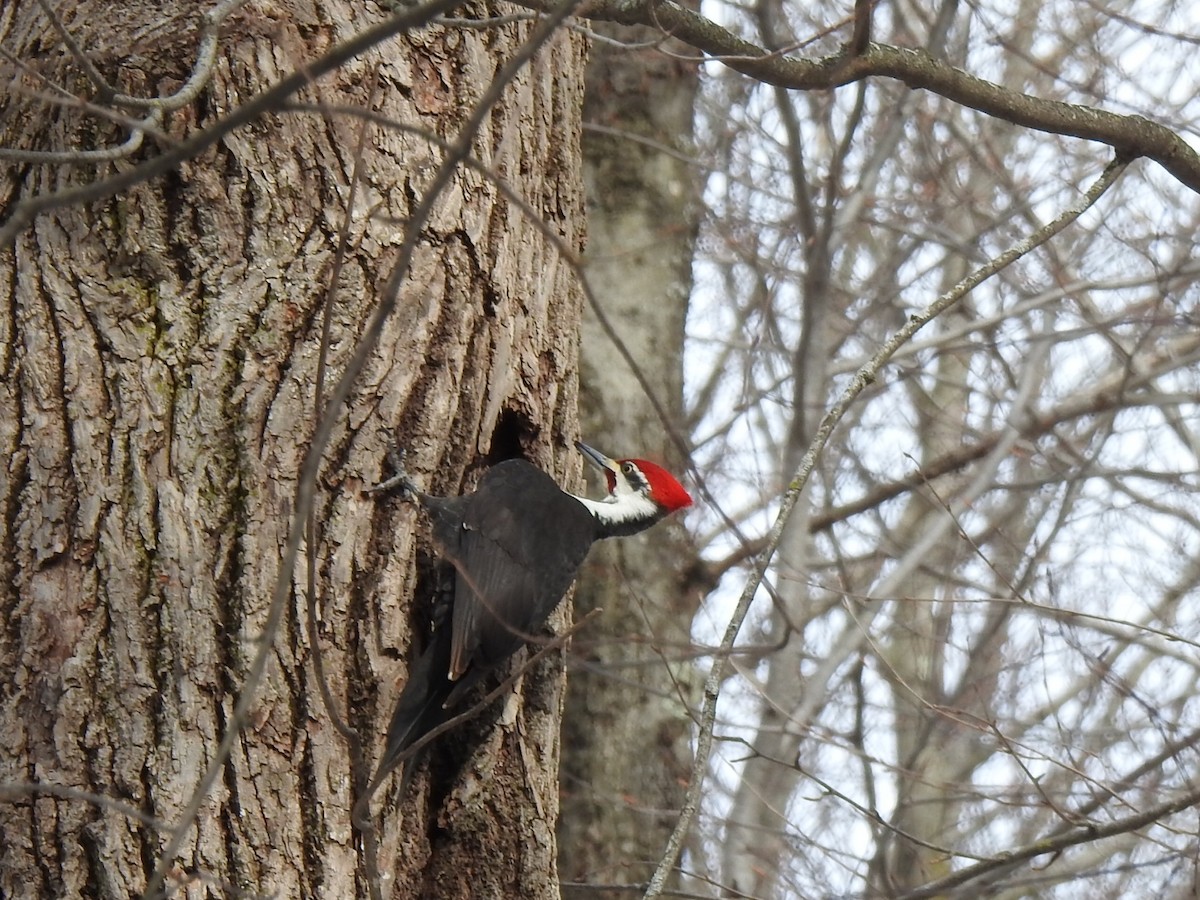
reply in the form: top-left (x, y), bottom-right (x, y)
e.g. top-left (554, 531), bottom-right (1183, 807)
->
top-left (0, 3), bottom-right (586, 898)
top-left (557, 17), bottom-right (701, 899)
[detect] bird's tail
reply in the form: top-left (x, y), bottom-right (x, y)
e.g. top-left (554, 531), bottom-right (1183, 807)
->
top-left (372, 636), bottom-right (457, 788)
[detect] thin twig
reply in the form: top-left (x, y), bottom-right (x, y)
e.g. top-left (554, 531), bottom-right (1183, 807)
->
top-left (0, 781), bottom-right (164, 828)
top-left (34, 0), bottom-right (115, 98)
top-left (895, 783), bottom-right (1200, 899)
top-left (1, 0), bottom-right (462, 247)
top-left (1, 0), bottom-right (245, 164)
top-left (849, 0), bottom-right (872, 55)
top-left (107, 0), bottom-right (247, 113)
top-left (305, 66), bottom-right (384, 900)
top-left (360, 609), bottom-right (604, 804)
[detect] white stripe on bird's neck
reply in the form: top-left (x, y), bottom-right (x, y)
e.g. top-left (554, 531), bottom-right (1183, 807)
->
top-left (570, 491), bottom-right (661, 530)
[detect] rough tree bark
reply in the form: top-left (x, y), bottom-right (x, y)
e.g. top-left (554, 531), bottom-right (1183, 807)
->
top-left (0, 2), bottom-right (586, 898)
top-left (557, 15), bottom-right (701, 898)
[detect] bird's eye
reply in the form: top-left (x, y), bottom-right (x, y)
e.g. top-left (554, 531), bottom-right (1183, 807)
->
top-left (621, 462), bottom-right (636, 475)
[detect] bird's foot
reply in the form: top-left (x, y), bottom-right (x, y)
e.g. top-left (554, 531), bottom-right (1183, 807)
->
top-left (364, 440), bottom-right (420, 499)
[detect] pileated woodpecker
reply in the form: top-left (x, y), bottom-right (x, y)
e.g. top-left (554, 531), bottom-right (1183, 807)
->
top-left (365, 440), bottom-right (692, 786)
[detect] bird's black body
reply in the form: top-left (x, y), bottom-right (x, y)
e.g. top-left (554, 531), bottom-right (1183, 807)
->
top-left (436, 461), bottom-right (599, 681)
top-left (376, 461), bottom-right (597, 779)
top-left (367, 442), bottom-right (691, 788)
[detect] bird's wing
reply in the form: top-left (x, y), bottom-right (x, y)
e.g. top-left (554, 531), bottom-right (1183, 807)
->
top-left (374, 634), bottom-right (453, 785)
top-left (446, 503), bottom-right (536, 680)
top-left (442, 461), bottom-right (596, 681)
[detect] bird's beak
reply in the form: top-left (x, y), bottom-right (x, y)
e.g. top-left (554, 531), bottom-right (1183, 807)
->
top-left (575, 440), bottom-right (619, 475)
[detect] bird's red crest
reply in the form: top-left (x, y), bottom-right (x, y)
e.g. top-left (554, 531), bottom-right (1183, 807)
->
top-left (629, 459), bottom-right (693, 512)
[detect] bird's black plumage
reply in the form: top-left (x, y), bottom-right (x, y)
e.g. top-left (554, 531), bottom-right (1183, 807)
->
top-left (374, 459), bottom-right (598, 784)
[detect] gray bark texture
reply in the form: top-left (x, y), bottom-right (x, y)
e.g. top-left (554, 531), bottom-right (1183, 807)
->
top-left (557, 16), bottom-right (701, 898)
top-left (0, 2), bottom-right (586, 898)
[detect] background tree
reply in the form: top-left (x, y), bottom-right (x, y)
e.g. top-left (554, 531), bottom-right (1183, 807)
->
top-left (557, 13), bottom-right (703, 900)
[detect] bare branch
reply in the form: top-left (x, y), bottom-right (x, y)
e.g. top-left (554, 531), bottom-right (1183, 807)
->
top-left (524, 0), bottom-right (1200, 192)
top-left (896, 785), bottom-right (1200, 899)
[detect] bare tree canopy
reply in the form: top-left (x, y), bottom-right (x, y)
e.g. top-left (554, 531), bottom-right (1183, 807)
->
top-left (667, 1), bottom-right (1200, 898)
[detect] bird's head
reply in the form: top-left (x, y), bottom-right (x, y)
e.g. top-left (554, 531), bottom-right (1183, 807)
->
top-left (575, 440), bottom-right (692, 534)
